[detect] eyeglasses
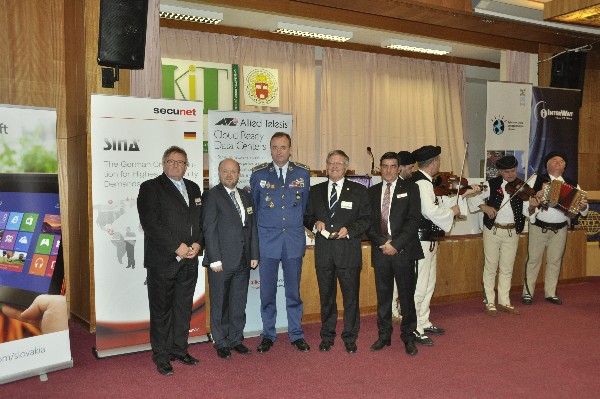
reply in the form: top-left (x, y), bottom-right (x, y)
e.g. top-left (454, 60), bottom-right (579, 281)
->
top-left (165, 159), bottom-right (188, 166)
top-left (327, 161), bottom-right (345, 166)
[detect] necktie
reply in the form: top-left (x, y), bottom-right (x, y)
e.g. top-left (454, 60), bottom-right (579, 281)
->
top-left (329, 182), bottom-right (338, 218)
top-left (179, 181), bottom-right (189, 206)
top-left (381, 182), bottom-right (391, 238)
top-left (278, 167), bottom-right (285, 187)
top-left (229, 190), bottom-right (242, 219)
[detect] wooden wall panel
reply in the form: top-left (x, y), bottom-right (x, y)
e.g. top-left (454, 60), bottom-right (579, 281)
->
top-left (579, 52), bottom-right (600, 191)
top-left (298, 230), bottom-right (587, 323)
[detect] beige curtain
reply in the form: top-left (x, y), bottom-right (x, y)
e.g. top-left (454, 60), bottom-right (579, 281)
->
top-left (320, 48), bottom-right (467, 175)
top-left (130, 0), bottom-right (161, 98)
top-left (156, 29), bottom-right (317, 167)
top-left (505, 50), bottom-right (530, 83)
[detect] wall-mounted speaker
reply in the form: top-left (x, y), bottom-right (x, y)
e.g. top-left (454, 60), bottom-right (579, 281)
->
top-left (97, 0), bottom-right (149, 69)
top-left (550, 52), bottom-right (587, 92)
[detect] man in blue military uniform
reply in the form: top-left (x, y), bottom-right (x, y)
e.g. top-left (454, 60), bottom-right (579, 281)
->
top-left (250, 132), bottom-right (311, 353)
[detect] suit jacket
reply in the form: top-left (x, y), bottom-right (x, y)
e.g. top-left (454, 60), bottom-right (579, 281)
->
top-left (366, 179), bottom-right (424, 263)
top-left (202, 184), bottom-right (259, 268)
top-left (250, 161), bottom-right (310, 259)
top-left (304, 179), bottom-right (371, 268)
top-left (137, 173), bottom-right (203, 268)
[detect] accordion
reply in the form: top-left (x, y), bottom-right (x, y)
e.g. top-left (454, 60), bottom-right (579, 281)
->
top-left (540, 179), bottom-right (587, 219)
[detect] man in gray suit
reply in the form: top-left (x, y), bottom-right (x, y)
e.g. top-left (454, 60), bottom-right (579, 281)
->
top-left (202, 158), bottom-right (259, 359)
top-left (138, 146), bottom-right (203, 376)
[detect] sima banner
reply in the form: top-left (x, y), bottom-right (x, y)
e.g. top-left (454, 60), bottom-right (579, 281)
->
top-left (90, 95), bottom-right (207, 358)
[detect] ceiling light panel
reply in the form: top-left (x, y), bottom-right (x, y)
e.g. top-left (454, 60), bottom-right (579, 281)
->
top-left (273, 22), bottom-right (353, 42)
top-left (159, 4), bottom-right (223, 24)
top-left (382, 39), bottom-right (452, 55)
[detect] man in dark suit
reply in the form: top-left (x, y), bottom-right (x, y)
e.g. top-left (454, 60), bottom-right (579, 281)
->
top-left (137, 146), bottom-right (203, 376)
top-left (202, 158), bottom-right (259, 359)
top-left (366, 152), bottom-right (423, 356)
top-left (304, 150), bottom-right (371, 354)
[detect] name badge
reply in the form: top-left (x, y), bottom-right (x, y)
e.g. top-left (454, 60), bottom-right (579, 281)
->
top-left (195, 197), bottom-right (202, 205)
top-left (246, 206), bottom-right (253, 214)
top-left (341, 201), bottom-right (352, 209)
top-left (396, 193), bottom-right (408, 198)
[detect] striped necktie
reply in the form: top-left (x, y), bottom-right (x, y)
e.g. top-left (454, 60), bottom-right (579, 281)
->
top-left (381, 182), bottom-right (391, 238)
top-left (329, 182), bottom-right (338, 218)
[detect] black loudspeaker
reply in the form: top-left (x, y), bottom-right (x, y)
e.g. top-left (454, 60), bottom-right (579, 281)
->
top-left (97, 0), bottom-right (149, 69)
top-left (550, 52), bottom-right (587, 91)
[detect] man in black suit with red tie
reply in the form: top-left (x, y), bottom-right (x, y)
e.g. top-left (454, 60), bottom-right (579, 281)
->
top-left (202, 158), bottom-right (259, 359)
top-left (304, 150), bottom-right (371, 354)
top-left (366, 152), bottom-right (423, 356)
top-left (137, 146), bottom-right (203, 376)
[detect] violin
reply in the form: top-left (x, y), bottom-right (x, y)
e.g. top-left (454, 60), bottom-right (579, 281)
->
top-left (505, 178), bottom-right (536, 201)
top-left (432, 172), bottom-right (487, 197)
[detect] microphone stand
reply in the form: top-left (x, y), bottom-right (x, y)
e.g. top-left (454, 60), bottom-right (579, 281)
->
top-left (367, 147), bottom-right (375, 176)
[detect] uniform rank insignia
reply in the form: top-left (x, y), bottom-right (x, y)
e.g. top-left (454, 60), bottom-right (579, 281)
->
top-left (252, 162), bottom-right (269, 172)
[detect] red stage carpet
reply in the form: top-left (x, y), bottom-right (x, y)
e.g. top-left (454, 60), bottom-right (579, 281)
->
top-left (3, 278), bottom-right (600, 398)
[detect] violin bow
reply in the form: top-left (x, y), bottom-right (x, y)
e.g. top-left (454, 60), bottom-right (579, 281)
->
top-left (498, 172), bottom-right (538, 212)
top-left (455, 142), bottom-right (469, 206)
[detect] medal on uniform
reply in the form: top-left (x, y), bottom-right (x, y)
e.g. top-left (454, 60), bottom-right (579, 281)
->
top-left (269, 202), bottom-right (274, 208)
top-left (296, 192), bottom-right (301, 200)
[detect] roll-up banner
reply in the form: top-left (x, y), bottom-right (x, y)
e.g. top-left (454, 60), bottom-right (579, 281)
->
top-left (0, 104), bottom-right (71, 384)
top-left (485, 82), bottom-right (532, 180)
top-left (528, 87), bottom-right (580, 181)
top-left (207, 110), bottom-right (293, 336)
top-left (91, 95), bottom-right (206, 358)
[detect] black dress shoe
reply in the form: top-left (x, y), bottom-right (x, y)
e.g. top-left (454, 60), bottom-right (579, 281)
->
top-left (319, 340), bottom-right (333, 352)
top-left (291, 338), bottom-right (310, 352)
top-left (345, 342), bottom-right (357, 354)
top-left (545, 296), bottom-right (563, 305)
top-left (522, 295), bottom-right (533, 305)
top-left (424, 325), bottom-right (445, 335)
top-left (156, 362), bottom-right (174, 376)
top-left (216, 347), bottom-right (232, 359)
top-left (170, 353), bottom-right (199, 365)
top-left (369, 338), bottom-right (391, 351)
top-left (257, 338), bottom-right (273, 354)
top-left (413, 331), bottom-right (433, 346)
top-left (405, 341), bottom-right (418, 356)
top-left (232, 343), bottom-right (252, 354)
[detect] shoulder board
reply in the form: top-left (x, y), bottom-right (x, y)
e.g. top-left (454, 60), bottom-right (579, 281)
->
top-left (292, 162), bottom-right (310, 170)
top-left (252, 162), bottom-right (269, 172)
